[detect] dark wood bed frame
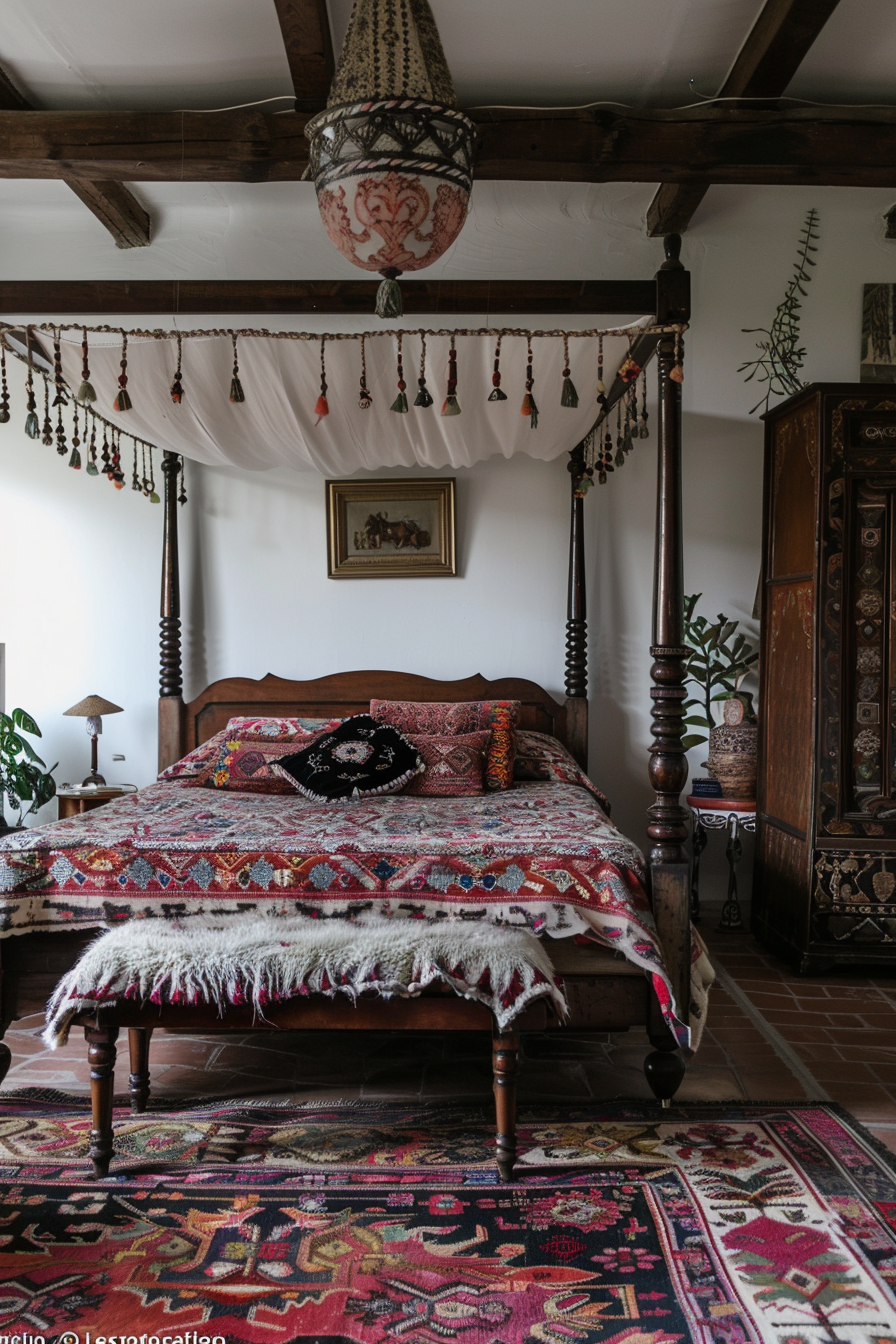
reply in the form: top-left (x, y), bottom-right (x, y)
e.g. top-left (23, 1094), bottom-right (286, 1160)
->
top-left (0, 239), bottom-right (692, 1182)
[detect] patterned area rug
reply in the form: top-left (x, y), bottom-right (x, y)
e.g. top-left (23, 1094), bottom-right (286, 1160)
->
top-left (0, 1095), bottom-right (895, 1342)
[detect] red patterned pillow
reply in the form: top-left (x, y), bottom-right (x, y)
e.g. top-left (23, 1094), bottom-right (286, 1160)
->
top-left (158, 717), bottom-right (343, 781)
top-left (195, 738), bottom-right (309, 794)
top-left (403, 731), bottom-right (490, 797)
top-left (370, 700), bottom-right (521, 790)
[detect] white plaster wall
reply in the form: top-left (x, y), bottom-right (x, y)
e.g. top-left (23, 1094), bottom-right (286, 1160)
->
top-left (1, 181), bottom-right (895, 852)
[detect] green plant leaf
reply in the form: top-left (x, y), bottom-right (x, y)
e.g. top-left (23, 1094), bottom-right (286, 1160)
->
top-left (11, 709), bottom-right (40, 736)
top-left (681, 733), bottom-right (708, 749)
top-left (684, 715), bottom-right (713, 727)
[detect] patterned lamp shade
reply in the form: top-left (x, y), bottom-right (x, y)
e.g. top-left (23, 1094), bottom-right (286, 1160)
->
top-left (305, 0), bottom-right (474, 318)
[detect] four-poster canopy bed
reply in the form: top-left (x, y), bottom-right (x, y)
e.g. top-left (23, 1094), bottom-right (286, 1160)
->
top-left (0, 238), bottom-right (697, 1182)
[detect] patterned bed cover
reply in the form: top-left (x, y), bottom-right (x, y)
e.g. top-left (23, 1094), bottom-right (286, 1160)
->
top-left (0, 780), bottom-right (707, 1047)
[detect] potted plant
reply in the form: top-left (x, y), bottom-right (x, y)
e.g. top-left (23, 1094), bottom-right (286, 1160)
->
top-left (682, 595), bottom-right (760, 798)
top-left (0, 708), bottom-right (57, 832)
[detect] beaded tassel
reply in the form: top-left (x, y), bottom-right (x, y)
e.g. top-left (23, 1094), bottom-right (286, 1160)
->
top-left (229, 334), bottom-right (245, 403)
top-left (52, 331), bottom-right (66, 408)
top-left (178, 456), bottom-right (188, 505)
top-left (86, 418), bottom-right (99, 476)
top-left (111, 429), bottom-right (125, 489)
top-left (55, 375), bottom-right (67, 456)
top-left (24, 352), bottom-right (39, 439)
top-left (148, 446), bottom-right (160, 503)
top-left (670, 328), bottom-right (684, 383)
top-left (131, 443), bottom-right (140, 491)
top-left (41, 377), bottom-right (53, 446)
top-left (101, 429), bottom-right (111, 476)
top-left (113, 333), bottom-right (132, 411)
top-left (441, 335), bottom-right (460, 416)
top-left (141, 443), bottom-right (151, 495)
top-left (488, 336), bottom-right (507, 401)
top-left (560, 334), bottom-right (579, 408)
top-left (77, 329), bottom-right (96, 405)
top-left (170, 333), bottom-right (184, 403)
top-left (0, 344), bottom-right (8, 424)
top-left (315, 336), bottom-right (329, 423)
top-left (520, 337), bottom-right (538, 428)
top-left (390, 333), bottom-right (408, 413)
top-left (596, 334), bottom-right (607, 410)
top-left (68, 402), bottom-right (82, 468)
top-left (618, 349), bottom-right (642, 385)
top-left (414, 333), bottom-right (433, 407)
top-left (358, 336), bottom-right (372, 410)
top-left (614, 401), bottom-right (625, 467)
top-left (639, 366), bottom-right (649, 438)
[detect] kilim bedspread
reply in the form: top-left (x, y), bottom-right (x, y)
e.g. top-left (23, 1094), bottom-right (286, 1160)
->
top-left (0, 780), bottom-right (710, 1046)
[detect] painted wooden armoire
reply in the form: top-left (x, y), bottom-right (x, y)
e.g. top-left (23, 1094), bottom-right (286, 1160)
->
top-left (753, 383), bottom-right (896, 971)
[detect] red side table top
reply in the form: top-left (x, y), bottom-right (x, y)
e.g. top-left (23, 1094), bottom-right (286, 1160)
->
top-left (686, 795), bottom-right (756, 812)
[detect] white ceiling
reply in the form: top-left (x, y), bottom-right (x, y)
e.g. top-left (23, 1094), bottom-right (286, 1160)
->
top-left (1, 0), bottom-right (892, 113)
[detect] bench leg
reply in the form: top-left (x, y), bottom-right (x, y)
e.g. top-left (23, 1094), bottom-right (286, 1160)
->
top-left (644, 1032), bottom-right (686, 1108)
top-left (86, 1023), bottom-right (119, 1178)
top-left (492, 1024), bottom-right (519, 1183)
top-left (128, 1027), bottom-right (152, 1114)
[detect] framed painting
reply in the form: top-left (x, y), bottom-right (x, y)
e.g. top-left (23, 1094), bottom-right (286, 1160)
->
top-left (326, 478), bottom-right (456, 578)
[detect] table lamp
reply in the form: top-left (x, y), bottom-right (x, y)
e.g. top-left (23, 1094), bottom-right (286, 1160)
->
top-left (63, 694), bottom-right (123, 786)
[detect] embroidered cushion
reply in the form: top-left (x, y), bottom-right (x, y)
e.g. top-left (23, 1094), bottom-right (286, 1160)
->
top-left (158, 717), bottom-right (343, 781)
top-left (402, 730), bottom-right (490, 797)
top-left (370, 700), bottom-right (520, 790)
top-left (271, 714), bottom-right (423, 802)
top-left (196, 739), bottom-right (307, 794)
top-left (513, 730), bottom-right (611, 814)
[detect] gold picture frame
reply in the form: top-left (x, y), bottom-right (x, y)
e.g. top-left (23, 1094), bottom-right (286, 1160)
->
top-left (326, 477), bottom-right (456, 579)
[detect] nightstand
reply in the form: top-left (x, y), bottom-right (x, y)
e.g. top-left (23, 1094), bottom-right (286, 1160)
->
top-left (57, 785), bottom-right (137, 819)
top-left (687, 796), bottom-right (756, 931)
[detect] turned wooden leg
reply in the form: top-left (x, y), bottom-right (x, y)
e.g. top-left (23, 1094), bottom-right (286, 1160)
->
top-left (128, 1027), bottom-right (152, 1114)
top-left (492, 1025), bottom-right (519, 1183)
top-left (644, 1032), bottom-right (686, 1109)
top-left (85, 1022), bottom-right (119, 1178)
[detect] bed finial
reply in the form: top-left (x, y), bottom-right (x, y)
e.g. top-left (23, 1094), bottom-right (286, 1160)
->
top-left (661, 233), bottom-right (683, 269)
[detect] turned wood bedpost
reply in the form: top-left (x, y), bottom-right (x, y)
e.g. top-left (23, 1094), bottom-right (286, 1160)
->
top-left (565, 442), bottom-right (589, 771)
top-left (158, 451), bottom-right (185, 772)
top-left (646, 235), bottom-right (692, 1080)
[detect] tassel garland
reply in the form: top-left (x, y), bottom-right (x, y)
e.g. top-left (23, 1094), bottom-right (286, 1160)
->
top-left (390, 333), bottom-right (408, 413)
top-left (560, 336), bottom-right (578, 408)
top-left (315, 336), bottom-right (330, 424)
top-left (414, 334), bottom-right (433, 407)
top-left (229, 334), bottom-right (245, 403)
top-left (488, 337), bottom-right (507, 402)
top-left (170, 334), bottom-right (184, 403)
top-left (77, 329), bottom-right (96, 405)
top-left (521, 337), bottom-right (538, 428)
top-left (113, 334), bottom-right (132, 412)
top-left (441, 336), bottom-right (460, 416)
top-left (375, 266), bottom-right (403, 320)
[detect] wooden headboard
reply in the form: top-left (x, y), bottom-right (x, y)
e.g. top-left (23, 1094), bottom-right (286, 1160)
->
top-left (177, 670), bottom-right (568, 762)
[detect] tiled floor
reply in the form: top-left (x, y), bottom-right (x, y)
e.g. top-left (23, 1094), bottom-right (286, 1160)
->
top-left (4, 901), bottom-right (895, 1153)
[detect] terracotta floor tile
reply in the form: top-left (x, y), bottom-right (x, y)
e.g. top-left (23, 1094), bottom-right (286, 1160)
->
top-left (862, 1125), bottom-right (896, 1155)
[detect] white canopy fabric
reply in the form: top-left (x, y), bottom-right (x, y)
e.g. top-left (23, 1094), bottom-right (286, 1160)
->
top-left (49, 322), bottom-right (651, 474)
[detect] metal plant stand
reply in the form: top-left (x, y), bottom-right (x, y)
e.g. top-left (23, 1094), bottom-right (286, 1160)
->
top-left (687, 797), bottom-right (757, 932)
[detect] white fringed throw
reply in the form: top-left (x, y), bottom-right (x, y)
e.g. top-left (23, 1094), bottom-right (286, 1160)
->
top-left (44, 916), bottom-right (567, 1047)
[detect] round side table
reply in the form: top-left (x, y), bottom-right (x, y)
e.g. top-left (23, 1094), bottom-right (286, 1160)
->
top-left (686, 796), bottom-right (756, 931)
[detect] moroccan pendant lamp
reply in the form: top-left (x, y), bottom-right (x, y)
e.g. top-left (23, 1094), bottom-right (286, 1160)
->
top-left (305, 0), bottom-right (475, 319)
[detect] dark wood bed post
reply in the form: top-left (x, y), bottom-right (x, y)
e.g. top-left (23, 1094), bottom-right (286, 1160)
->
top-left (644, 234), bottom-right (692, 1102)
top-left (565, 442), bottom-right (588, 770)
top-left (158, 451), bottom-right (185, 773)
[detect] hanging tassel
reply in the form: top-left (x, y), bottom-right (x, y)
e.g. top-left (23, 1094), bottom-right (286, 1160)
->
top-left (0, 344), bottom-right (9, 424)
top-left (148, 446), bottom-right (160, 503)
top-left (101, 430), bottom-right (111, 476)
top-left (69, 402), bottom-right (82, 467)
top-left (315, 335), bottom-right (330, 424)
top-left (111, 430), bottom-right (125, 489)
top-left (358, 336), bottom-right (372, 409)
top-left (669, 328), bottom-right (684, 383)
top-left (55, 383), bottom-right (67, 456)
top-left (229, 333), bottom-right (245, 403)
top-left (414, 333), bottom-right (433, 407)
top-left (560, 335), bottom-right (579, 408)
top-left (132, 443), bottom-right (141, 492)
top-left (521, 337), bottom-right (538, 428)
top-left (77, 329), bottom-right (96, 404)
top-left (178, 456), bottom-right (188, 505)
top-left (86, 420), bottom-right (99, 476)
top-left (113, 333), bottom-right (132, 411)
top-left (41, 378), bottom-right (53, 445)
top-left (23, 349), bottom-right (39, 439)
top-left (596, 334), bottom-right (607, 409)
top-left (376, 266), bottom-right (403, 320)
top-left (24, 409), bottom-right (39, 439)
top-left (141, 443), bottom-right (151, 496)
top-left (488, 336), bottom-right (508, 402)
top-left (51, 330), bottom-right (67, 408)
top-left (390, 333), bottom-right (409, 413)
top-left (639, 366), bottom-right (650, 439)
top-left (170, 333), bottom-right (184, 403)
top-left (441, 336), bottom-right (460, 416)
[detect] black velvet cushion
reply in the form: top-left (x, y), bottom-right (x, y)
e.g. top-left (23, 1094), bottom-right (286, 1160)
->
top-left (271, 714), bottom-right (423, 802)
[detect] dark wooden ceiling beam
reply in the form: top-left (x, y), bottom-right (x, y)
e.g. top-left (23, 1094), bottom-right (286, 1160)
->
top-left (0, 60), bottom-right (151, 248)
top-left (0, 105), bottom-right (893, 186)
top-left (647, 0), bottom-right (842, 236)
top-left (272, 0), bottom-right (335, 111)
top-left (0, 278), bottom-right (659, 316)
